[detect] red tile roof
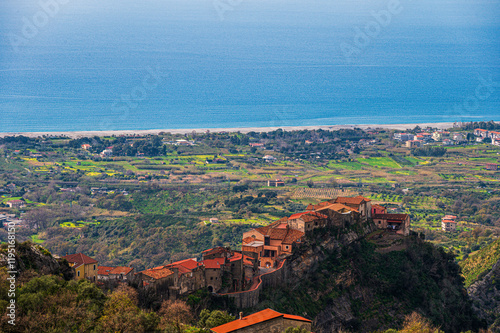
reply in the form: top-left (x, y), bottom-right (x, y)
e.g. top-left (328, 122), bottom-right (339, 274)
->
top-left (141, 267), bottom-right (174, 280)
top-left (110, 266), bottom-right (134, 275)
top-left (242, 236), bottom-right (255, 244)
top-left (62, 253), bottom-right (98, 267)
top-left (288, 211), bottom-right (327, 220)
top-left (282, 229), bottom-right (305, 244)
top-left (334, 196), bottom-right (371, 205)
top-left (317, 203), bottom-right (358, 213)
top-left (98, 266), bottom-right (114, 276)
top-left (211, 309), bottom-right (311, 333)
top-left (203, 258), bottom-right (224, 269)
top-left (99, 266), bottom-right (133, 276)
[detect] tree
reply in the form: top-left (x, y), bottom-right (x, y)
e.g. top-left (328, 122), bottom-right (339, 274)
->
top-left (198, 309), bottom-right (235, 329)
top-left (159, 300), bottom-right (193, 333)
top-left (96, 288), bottom-right (158, 332)
top-left (306, 180), bottom-right (314, 188)
top-left (399, 312), bottom-right (444, 333)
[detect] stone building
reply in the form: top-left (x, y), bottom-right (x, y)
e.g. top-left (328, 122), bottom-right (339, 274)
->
top-left (211, 308), bottom-right (312, 333)
top-left (242, 222), bottom-right (304, 268)
top-left (334, 196), bottom-right (372, 220)
top-left (373, 213), bottom-right (411, 236)
top-left (98, 266), bottom-right (135, 281)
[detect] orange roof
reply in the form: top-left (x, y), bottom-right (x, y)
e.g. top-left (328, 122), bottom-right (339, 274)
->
top-left (203, 258), bottom-right (224, 269)
top-left (335, 196), bottom-right (371, 205)
top-left (317, 203), bottom-right (357, 213)
top-left (283, 229), bottom-right (305, 244)
top-left (288, 211), bottom-right (327, 220)
top-left (141, 267), bottom-right (174, 280)
top-left (98, 266), bottom-right (114, 276)
top-left (110, 266), bottom-right (134, 275)
top-left (62, 253), bottom-right (97, 267)
top-left (242, 236), bottom-right (255, 244)
top-left (211, 309), bottom-right (311, 333)
top-left (168, 258), bottom-right (200, 270)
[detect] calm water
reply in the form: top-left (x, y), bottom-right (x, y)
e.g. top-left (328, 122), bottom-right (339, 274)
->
top-left (0, 0), bottom-right (499, 132)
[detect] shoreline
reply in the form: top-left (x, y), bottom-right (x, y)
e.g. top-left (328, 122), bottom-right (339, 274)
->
top-left (0, 122), bottom-right (462, 138)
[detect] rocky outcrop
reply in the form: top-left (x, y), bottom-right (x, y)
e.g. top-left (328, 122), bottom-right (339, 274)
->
top-left (468, 258), bottom-right (500, 332)
top-left (257, 222), bottom-right (484, 333)
top-left (0, 241), bottom-right (73, 280)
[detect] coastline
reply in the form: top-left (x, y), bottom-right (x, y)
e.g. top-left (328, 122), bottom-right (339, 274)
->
top-left (0, 122), bottom-right (459, 138)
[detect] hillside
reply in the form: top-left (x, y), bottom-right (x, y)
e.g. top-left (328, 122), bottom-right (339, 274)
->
top-left (464, 239), bottom-right (500, 331)
top-left (461, 239), bottom-right (500, 288)
top-left (253, 227), bottom-right (484, 333)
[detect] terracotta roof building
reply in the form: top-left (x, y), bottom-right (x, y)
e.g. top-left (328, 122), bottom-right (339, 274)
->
top-left (97, 266), bottom-right (134, 281)
top-left (334, 196), bottom-right (372, 219)
top-left (373, 213), bottom-right (411, 236)
top-left (62, 253), bottom-right (98, 281)
top-left (211, 308), bottom-right (312, 333)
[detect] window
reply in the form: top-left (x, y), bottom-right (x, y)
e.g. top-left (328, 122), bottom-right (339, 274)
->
top-left (210, 277), bottom-right (213, 280)
top-left (285, 246), bottom-right (289, 250)
top-left (264, 236), bottom-right (270, 246)
top-left (93, 265), bottom-right (96, 270)
top-left (77, 271), bottom-right (80, 277)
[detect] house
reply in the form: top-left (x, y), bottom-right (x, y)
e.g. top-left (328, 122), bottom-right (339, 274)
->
top-left (393, 133), bottom-right (412, 142)
top-left (306, 200), bottom-right (361, 227)
top-left (97, 266), bottom-right (134, 281)
top-left (334, 196), bottom-right (372, 220)
top-left (6, 200), bottom-right (25, 209)
top-left (442, 215), bottom-right (457, 232)
top-left (62, 253), bottom-right (98, 281)
top-left (406, 140), bottom-right (423, 148)
top-left (267, 179), bottom-right (285, 187)
top-left (452, 133), bottom-right (466, 142)
top-left (100, 149), bottom-right (113, 157)
top-left (417, 132), bottom-right (432, 141)
top-left (373, 213), bottom-right (411, 236)
top-left (209, 218), bottom-right (220, 224)
top-left (371, 204), bottom-right (387, 216)
top-left (474, 128), bottom-right (489, 138)
top-left (485, 163), bottom-right (499, 171)
top-left (490, 131), bottom-right (500, 140)
top-left (287, 211), bottom-right (328, 233)
top-left (249, 143), bottom-right (264, 148)
top-left (242, 221), bottom-right (304, 268)
top-left (442, 139), bottom-right (454, 146)
top-left (81, 144), bottom-right (92, 150)
top-left (263, 155), bottom-right (276, 163)
top-left (210, 308), bottom-right (312, 333)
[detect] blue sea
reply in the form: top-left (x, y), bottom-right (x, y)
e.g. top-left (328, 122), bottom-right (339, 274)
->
top-left (0, 0), bottom-right (499, 132)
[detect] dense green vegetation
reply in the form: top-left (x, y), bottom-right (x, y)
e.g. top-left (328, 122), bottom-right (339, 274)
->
top-left (460, 239), bottom-right (500, 288)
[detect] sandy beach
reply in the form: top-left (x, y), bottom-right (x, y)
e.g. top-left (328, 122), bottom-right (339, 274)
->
top-left (0, 122), bottom-right (458, 138)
